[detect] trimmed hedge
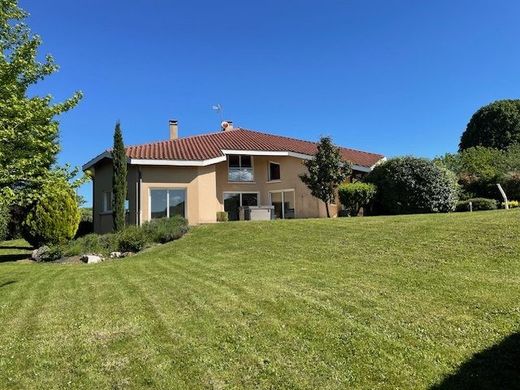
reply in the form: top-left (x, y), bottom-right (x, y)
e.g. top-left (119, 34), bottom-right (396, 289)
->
top-left (366, 157), bottom-right (459, 215)
top-left (22, 180), bottom-right (80, 247)
top-left (455, 198), bottom-right (497, 212)
top-left (338, 182), bottom-right (377, 216)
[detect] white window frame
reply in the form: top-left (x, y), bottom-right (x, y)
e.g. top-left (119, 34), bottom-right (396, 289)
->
top-left (223, 191), bottom-right (260, 207)
top-left (268, 189), bottom-right (295, 219)
top-left (103, 191), bottom-right (113, 213)
top-left (267, 160), bottom-right (281, 182)
top-left (227, 155), bottom-right (255, 183)
top-left (148, 188), bottom-right (187, 220)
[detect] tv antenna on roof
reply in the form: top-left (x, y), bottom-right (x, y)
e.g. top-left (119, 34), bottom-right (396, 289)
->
top-left (212, 104), bottom-right (223, 121)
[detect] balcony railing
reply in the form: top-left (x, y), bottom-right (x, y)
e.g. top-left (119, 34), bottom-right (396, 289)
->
top-left (228, 167), bottom-right (254, 182)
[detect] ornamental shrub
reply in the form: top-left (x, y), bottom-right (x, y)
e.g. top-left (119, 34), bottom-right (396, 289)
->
top-left (455, 198), bottom-right (497, 212)
top-left (338, 182), bottom-right (377, 216)
top-left (142, 216), bottom-right (188, 244)
top-left (501, 200), bottom-right (519, 209)
top-left (216, 211), bottom-right (229, 222)
top-left (117, 226), bottom-right (149, 253)
top-left (62, 233), bottom-right (118, 256)
top-left (22, 179), bottom-right (80, 247)
top-left (366, 157), bottom-right (459, 215)
top-left (33, 245), bottom-right (63, 262)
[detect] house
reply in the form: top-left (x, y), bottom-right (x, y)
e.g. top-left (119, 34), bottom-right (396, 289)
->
top-left (83, 121), bottom-right (385, 233)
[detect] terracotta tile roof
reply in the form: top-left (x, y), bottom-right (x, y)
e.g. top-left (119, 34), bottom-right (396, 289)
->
top-left (123, 128), bottom-right (384, 168)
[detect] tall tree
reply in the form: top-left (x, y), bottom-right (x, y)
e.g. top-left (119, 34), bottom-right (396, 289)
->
top-left (112, 122), bottom-right (127, 231)
top-left (299, 136), bottom-right (351, 217)
top-left (460, 100), bottom-right (520, 151)
top-left (0, 0), bottom-right (82, 206)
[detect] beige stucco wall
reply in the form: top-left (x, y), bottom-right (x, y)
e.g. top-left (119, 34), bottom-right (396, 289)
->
top-left (215, 155), bottom-right (338, 218)
top-left (139, 164), bottom-right (218, 225)
top-left (92, 154), bottom-right (343, 233)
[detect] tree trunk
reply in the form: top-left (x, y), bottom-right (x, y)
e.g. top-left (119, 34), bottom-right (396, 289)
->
top-left (325, 202), bottom-right (330, 218)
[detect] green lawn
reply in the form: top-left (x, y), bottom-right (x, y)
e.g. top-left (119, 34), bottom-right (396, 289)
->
top-left (0, 239), bottom-right (32, 262)
top-left (0, 211), bottom-right (519, 389)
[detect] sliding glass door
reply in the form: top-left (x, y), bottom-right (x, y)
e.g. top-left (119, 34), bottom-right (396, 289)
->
top-left (223, 192), bottom-right (259, 221)
top-left (223, 193), bottom-right (240, 221)
top-left (269, 190), bottom-right (295, 219)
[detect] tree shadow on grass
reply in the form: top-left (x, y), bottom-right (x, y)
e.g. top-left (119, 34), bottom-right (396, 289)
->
top-left (0, 245), bottom-right (32, 250)
top-left (0, 254), bottom-right (31, 263)
top-left (431, 332), bottom-right (520, 390)
top-left (0, 280), bottom-right (16, 288)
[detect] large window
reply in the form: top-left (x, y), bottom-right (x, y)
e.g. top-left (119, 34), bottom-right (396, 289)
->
top-left (228, 155), bottom-right (254, 182)
top-left (223, 192), bottom-right (259, 221)
top-left (268, 162), bottom-right (281, 181)
top-left (150, 189), bottom-right (186, 219)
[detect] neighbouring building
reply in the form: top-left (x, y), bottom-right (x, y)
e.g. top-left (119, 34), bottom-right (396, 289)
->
top-left (83, 120), bottom-right (385, 233)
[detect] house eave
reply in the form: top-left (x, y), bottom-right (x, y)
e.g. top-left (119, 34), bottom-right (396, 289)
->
top-left (83, 150), bottom-right (385, 172)
top-left (82, 151), bottom-right (111, 171)
top-left (128, 156), bottom-right (227, 167)
top-left (220, 149), bottom-right (313, 160)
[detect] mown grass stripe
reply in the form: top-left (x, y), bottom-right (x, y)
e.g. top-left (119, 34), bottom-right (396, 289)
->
top-left (0, 210), bottom-right (518, 388)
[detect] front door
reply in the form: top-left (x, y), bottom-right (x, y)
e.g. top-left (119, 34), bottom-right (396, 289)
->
top-left (269, 190), bottom-right (295, 219)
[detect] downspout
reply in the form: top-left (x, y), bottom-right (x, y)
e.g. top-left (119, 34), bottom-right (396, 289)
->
top-left (137, 167), bottom-right (142, 225)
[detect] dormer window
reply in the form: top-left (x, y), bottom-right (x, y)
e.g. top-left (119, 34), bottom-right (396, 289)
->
top-left (228, 155), bottom-right (254, 182)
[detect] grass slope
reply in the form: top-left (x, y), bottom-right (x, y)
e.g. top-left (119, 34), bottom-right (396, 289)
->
top-left (0, 211), bottom-right (519, 389)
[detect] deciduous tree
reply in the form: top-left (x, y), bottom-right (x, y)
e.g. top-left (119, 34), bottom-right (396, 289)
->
top-left (0, 0), bottom-right (82, 206)
top-left (299, 136), bottom-right (351, 217)
top-left (460, 100), bottom-right (520, 151)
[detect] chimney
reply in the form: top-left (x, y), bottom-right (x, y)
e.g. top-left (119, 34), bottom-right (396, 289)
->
top-left (221, 120), bottom-right (234, 131)
top-left (169, 119), bottom-right (178, 140)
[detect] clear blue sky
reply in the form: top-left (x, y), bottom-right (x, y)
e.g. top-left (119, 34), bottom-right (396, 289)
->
top-left (22, 0), bottom-right (520, 205)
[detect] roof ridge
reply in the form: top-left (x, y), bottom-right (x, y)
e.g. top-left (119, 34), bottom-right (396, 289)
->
top-left (339, 146), bottom-right (384, 158)
top-left (235, 127), bottom-right (384, 157)
top-left (112, 126), bottom-right (382, 160)
top-left (235, 127), bottom-right (317, 146)
top-left (122, 129), bottom-right (226, 150)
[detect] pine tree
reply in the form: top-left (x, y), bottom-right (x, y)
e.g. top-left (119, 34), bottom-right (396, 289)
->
top-left (112, 122), bottom-right (127, 231)
top-left (299, 136), bottom-right (351, 217)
